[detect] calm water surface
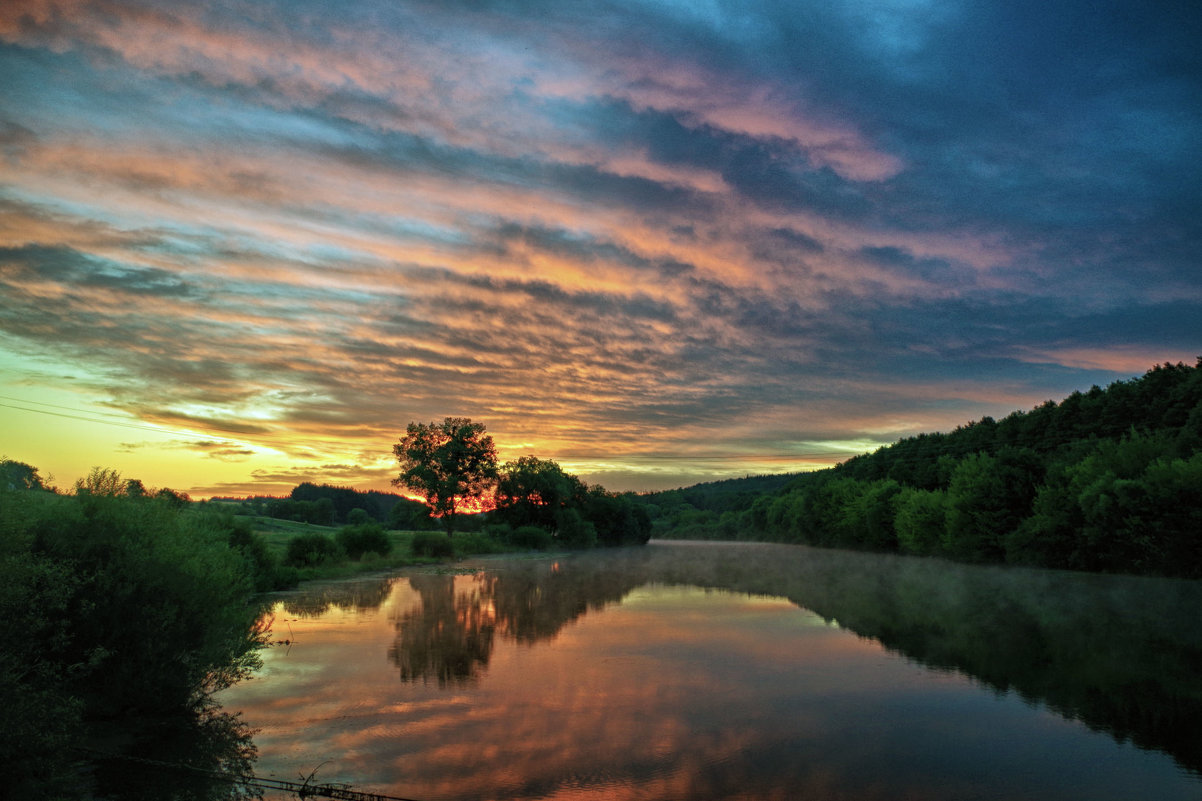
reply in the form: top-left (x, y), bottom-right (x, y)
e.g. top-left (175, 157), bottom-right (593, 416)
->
top-left (217, 541), bottom-right (1202, 800)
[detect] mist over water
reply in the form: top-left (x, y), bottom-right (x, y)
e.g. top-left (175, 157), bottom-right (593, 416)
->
top-left (219, 542), bottom-right (1202, 800)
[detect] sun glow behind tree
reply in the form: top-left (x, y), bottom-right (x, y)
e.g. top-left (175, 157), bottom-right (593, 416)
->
top-left (393, 417), bottom-right (500, 534)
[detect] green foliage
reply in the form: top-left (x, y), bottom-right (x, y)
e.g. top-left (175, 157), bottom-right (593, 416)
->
top-left (580, 488), bottom-right (653, 546)
top-left (290, 481), bottom-right (404, 524)
top-left (389, 496), bottom-right (436, 530)
top-left (841, 479), bottom-right (903, 551)
top-left (510, 524), bottom-right (554, 550)
top-left (494, 455), bottom-right (584, 530)
top-left (555, 507), bottom-right (598, 548)
top-left (640, 359), bottom-right (1202, 577)
top-left (155, 486), bottom-right (191, 508)
top-left (73, 465), bottom-right (127, 496)
top-left (284, 532), bottom-right (342, 566)
top-left (216, 513), bottom-right (298, 591)
top-left (411, 531), bottom-right (455, 558)
top-left (0, 458), bottom-right (48, 491)
top-left (943, 452), bottom-right (1039, 562)
top-left (452, 530), bottom-right (506, 555)
top-left (894, 488), bottom-right (947, 555)
top-left (483, 522), bottom-right (515, 541)
top-left (263, 496), bottom-right (335, 525)
top-left (0, 493), bottom-right (82, 794)
top-left (393, 417), bottom-right (499, 535)
top-left (0, 480), bottom-right (265, 795)
top-left (336, 522), bottom-right (393, 560)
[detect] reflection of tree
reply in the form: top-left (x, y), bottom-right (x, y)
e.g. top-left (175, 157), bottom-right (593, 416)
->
top-left (383, 543), bottom-right (1202, 776)
top-left (389, 558), bottom-right (648, 685)
top-left (390, 574), bottom-right (496, 686)
top-left (281, 576), bottom-right (397, 618)
top-left (634, 543), bottom-right (1202, 778)
top-left (488, 560), bottom-right (645, 643)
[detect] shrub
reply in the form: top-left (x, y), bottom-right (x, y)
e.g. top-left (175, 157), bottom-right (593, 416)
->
top-left (215, 514), bottom-right (294, 591)
top-left (411, 531), bottom-right (454, 558)
top-left (1, 478), bottom-right (266, 797)
top-left (454, 530), bottom-right (505, 555)
top-left (347, 508), bottom-right (372, 526)
top-left (555, 508), bottom-right (597, 548)
top-left (483, 522), bottom-right (515, 541)
top-left (284, 533), bottom-right (342, 567)
top-left (336, 523), bottom-right (393, 560)
top-left (510, 525), bottom-right (553, 550)
top-left (2, 487), bottom-right (263, 715)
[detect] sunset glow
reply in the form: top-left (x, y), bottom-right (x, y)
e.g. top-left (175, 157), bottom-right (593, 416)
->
top-left (2, 1), bottom-right (1199, 496)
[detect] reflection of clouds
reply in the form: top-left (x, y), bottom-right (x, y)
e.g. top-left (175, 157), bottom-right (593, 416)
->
top-left (219, 547), bottom-right (1202, 800)
top-left (347, 591), bottom-right (816, 800)
top-left (389, 574), bottom-right (496, 687)
top-left (276, 589), bottom-right (1036, 801)
top-left (387, 562), bottom-right (647, 686)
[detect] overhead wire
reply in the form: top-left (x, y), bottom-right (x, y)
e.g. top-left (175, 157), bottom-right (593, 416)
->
top-left (0, 396), bottom-right (871, 464)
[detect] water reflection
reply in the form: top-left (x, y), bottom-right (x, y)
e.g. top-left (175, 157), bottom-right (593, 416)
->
top-left (386, 562), bottom-right (648, 685)
top-left (278, 574), bottom-right (399, 618)
top-left (359, 545), bottom-right (1202, 777)
top-left (227, 543), bottom-right (1202, 799)
top-left (653, 542), bottom-right (1202, 777)
top-left (390, 574), bottom-right (495, 685)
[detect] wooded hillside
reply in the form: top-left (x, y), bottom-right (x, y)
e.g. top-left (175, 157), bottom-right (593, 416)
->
top-left (642, 360), bottom-right (1202, 577)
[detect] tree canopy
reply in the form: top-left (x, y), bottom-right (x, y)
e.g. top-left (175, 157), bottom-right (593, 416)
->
top-left (641, 360), bottom-right (1202, 577)
top-left (393, 417), bottom-right (499, 534)
top-left (0, 459), bottom-right (46, 492)
top-left (494, 455), bottom-right (585, 531)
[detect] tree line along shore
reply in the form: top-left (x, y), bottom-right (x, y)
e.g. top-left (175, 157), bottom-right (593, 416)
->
top-left (642, 360), bottom-right (1202, 579)
top-left (2, 359), bottom-right (1199, 797)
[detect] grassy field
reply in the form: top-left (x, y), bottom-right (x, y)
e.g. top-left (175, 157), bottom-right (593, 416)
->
top-left (234, 514), bottom-right (511, 584)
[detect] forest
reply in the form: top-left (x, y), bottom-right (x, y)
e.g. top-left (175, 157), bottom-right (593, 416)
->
top-left (642, 360), bottom-right (1202, 578)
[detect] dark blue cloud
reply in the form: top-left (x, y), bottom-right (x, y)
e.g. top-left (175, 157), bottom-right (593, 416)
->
top-left (2, 0), bottom-right (1199, 491)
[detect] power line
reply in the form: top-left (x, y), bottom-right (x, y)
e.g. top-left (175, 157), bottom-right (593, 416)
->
top-left (0, 399), bottom-right (301, 449)
top-left (0, 400), bottom-right (201, 436)
top-left (75, 747), bottom-right (424, 801)
top-left (0, 393), bottom-right (136, 418)
top-left (0, 399), bottom-right (870, 464)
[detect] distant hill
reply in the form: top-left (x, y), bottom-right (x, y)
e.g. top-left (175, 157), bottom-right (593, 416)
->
top-left (210, 482), bottom-right (430, 528)
top-left (639, 360), bottom-right (1202, 577)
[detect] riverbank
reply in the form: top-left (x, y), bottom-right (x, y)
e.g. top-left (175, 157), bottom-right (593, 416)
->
top-left (241, 514), bottom-right (539, 585)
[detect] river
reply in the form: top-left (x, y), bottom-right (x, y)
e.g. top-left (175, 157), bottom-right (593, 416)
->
top-left (216, 541), bottom-right (1202, 800)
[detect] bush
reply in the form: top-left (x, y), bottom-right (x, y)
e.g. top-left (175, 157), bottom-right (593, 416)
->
top-left (510, 525), bottom-right (553, 550)
top-left (483, 522), bottom-right (515, 541)
top-left (336, 523), bottom-right (393, 560)
top-left (411, 531), bottom-right (454, 558)
top-left (555, 508), bottom-right (597, 548)
top-left (202, 513), bottom-right (296, 591)
top-left (454, 530), bottom-right (505, 555)
top-left (0, 484), bottom-right (264, 790)
top-left (284, 533), bottom-right (342, 567)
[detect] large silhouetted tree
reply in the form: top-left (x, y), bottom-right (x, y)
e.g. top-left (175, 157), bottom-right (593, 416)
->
top-left (392, 417), bottom-right (498, 535)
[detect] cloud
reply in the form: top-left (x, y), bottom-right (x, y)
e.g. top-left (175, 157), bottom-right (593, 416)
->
top-left (0, 0), bottom-right (1198, 493)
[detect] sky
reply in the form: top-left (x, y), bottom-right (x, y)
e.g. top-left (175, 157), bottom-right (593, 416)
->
top-left (1, 0), bottom-right (1200, 497)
